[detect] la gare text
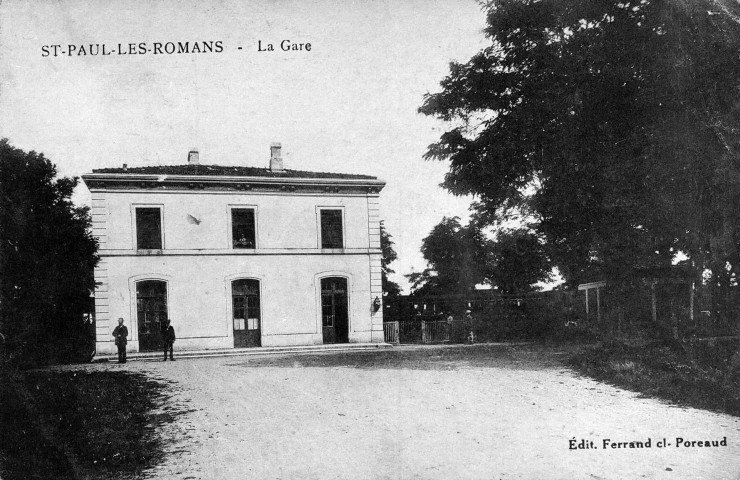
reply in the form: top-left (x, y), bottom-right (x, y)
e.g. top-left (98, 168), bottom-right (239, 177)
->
top-left (257, 40), bottom-right (311, 52)
top-left (569, 436), bottom-right (728, 450)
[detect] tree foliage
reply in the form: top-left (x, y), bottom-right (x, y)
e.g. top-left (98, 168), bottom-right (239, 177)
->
top-left (407, 217), bottom-right (550, 295)
top-left (406, 217), bottom-right (488, 296)
top-left (0, 139), bottom-right (99, 366)
top-left (380, 221), bottom-right (401, 298)
top-left (420, 0), bottom-right (740, 292)
top-left (488, 228), bottom-right (552, 294)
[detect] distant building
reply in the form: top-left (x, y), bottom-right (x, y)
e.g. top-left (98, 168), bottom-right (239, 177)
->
top-left (82, 143), bottom-right (385, 355)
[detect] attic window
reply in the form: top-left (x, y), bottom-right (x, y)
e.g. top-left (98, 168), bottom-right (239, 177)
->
top-left (320, 209), bottom-right (343, 249)
top-left (232, 208), bottom-right (256, 249)
top-left (136, 207), bottom-right (163, 250)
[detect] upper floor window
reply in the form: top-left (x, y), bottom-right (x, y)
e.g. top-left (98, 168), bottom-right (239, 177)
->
top-left (320, 209), bottom-right (343, 249)
top-left (232, 208), bottom-right (256, 249)
top-left (136, 207), bottom-right (162, 250)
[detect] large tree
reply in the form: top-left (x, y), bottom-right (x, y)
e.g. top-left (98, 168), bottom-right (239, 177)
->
top-left (420, 0), bottom-right (740, 298)
top-left (0, 139), bottom-right (99, 366)
top-left (408, 217), bottom-right (551, 295)
top-left (406, 217), bottom-right (491, 296)
top-left (488, 228), bottom-right (552, 294)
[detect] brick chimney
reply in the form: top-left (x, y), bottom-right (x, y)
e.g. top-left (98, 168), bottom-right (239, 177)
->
top-left (269, 142), bottom-right (284, 172)
top-left (188, 149), bottom-right (199, 165)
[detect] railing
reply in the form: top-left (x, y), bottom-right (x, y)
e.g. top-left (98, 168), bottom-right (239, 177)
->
top-left (421, 320), bottom-right (451, 343)
top-left (384, 319), bottom-right (459, 344)
top-left (383, 321), bottom-right (399, 344)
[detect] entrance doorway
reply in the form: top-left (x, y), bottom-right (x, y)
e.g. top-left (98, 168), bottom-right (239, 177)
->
top-left (136, 280), bottom-right (168, 352)
top-left (321, 277), bottom-right (349, 344)
top-left (232, 279), bottom-right (261, 347)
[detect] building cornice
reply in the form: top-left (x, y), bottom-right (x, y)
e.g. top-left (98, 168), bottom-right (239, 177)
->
top-left (97, 247), bottom-right (383, 256)
top-left (81, 173), bottom-right (386, 194)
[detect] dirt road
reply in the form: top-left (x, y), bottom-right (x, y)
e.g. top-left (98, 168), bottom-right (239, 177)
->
top-left (118, 345), bottom-right (740, 479)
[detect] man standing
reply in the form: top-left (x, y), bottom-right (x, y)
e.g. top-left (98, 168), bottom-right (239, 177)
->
top-left (112, 317), bottom-right (128, 364)
top-left (161, 319), bottom-right (176, 361)
top-left (464, 310), bottom-right (476, 344)
top-left (445, 312), bottom-right (454, 342)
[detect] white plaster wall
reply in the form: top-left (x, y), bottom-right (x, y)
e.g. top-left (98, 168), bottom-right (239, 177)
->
top-left (101, 191), bottom-right (370, 251)
top-left (92, 188), bottom-right (384, 355)
top-left (96, 254), bottom-right (375, 354)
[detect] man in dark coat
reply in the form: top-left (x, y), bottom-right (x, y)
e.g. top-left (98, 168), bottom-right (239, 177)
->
top-left (464, 310), bottom-right (476, 344)
top-left (161, 319), bottom-right (176, 361)
top-left (112, 317), bottom-right (128, 364)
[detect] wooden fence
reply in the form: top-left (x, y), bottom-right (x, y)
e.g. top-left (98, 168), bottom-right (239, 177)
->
top-left (384, 319), bottom-right (466, 344)
top-left (421, 320), bottom-right (450, 343)
top-left (383, 321), bottom-right (399, 344)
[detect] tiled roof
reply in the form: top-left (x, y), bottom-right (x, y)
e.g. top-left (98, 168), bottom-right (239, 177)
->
top-left (91, 164), bottom-right (377, 180)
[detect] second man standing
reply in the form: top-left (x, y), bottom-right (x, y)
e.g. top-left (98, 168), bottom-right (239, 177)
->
top-left (161, 319), bottom-right (176, 361)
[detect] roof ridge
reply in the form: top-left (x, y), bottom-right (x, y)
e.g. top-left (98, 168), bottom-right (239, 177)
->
top-left (89, 163), bottom-right (378, 180)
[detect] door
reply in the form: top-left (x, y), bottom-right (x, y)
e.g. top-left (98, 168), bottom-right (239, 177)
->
top-left (321, 277), bottom-right (349, 344)
top-left (136, 280), bottom-right (168, 352)
top-left (232, 279), bottom-right (261, 347)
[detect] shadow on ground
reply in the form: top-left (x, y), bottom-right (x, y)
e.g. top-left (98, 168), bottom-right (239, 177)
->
top-left (0, 369), bottom-right (192, 480)
top-left (227, 343), bottom-right (575, 371)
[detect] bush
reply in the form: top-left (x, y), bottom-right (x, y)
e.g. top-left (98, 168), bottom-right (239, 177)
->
top-left (474, 300), bottom-right (572, 342)
top-left (569, 339), bottom-right (740, 417)
top-left (0, 139), bottom-right (98, 368)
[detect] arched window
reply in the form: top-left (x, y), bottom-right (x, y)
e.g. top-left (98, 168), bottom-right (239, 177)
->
top-left (232, 279), bottom-right (261, 347)
top-left (136, 280), bottom-right (167, 352)
top-left (321, 277), bottom-right (348, 344)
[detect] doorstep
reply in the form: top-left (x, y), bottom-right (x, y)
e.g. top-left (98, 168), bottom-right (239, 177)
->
top-left (95, 342), bottom-right (393, 363)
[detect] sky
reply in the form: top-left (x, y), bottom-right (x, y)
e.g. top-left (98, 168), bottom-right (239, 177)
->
top-left (0, 0), bottom-right (489, 292)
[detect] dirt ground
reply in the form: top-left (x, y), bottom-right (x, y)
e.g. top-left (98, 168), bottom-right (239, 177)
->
top-left (105, 344), bottom-right (740, 480)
